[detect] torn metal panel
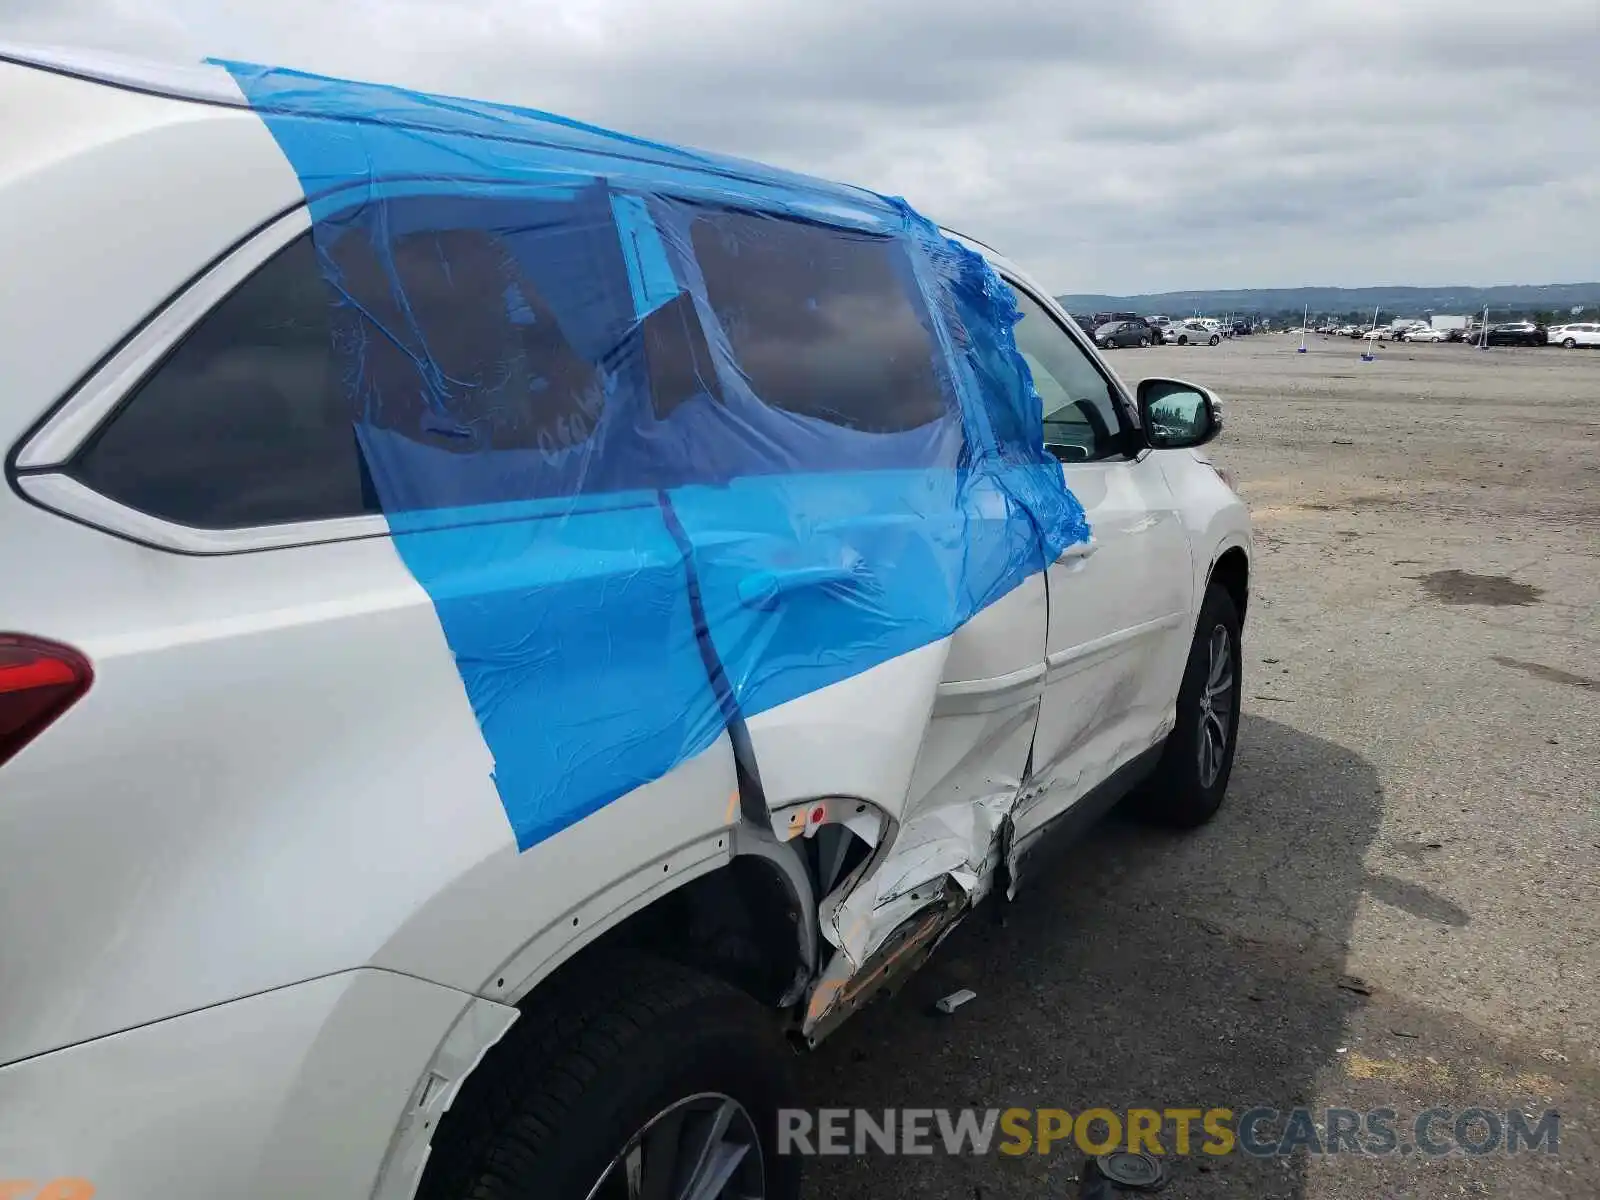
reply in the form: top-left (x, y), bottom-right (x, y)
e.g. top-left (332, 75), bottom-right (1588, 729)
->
top-left (801, 891), bottom-right (964, 1046)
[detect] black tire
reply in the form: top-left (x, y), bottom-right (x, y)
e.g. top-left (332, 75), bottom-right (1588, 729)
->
top-left (1564, 338), bottom-right (1577, 349)
top-left (1208, 334), bottom-right (1221, 346)
top-left (1136, 585), bottom-right (1242, 828)
top-left (1139, 337), bottom-right (1150, 348)
top-left (417, 952), bottom-right (800, 1200)
top-left (1177, 336), bottom-right (1189, 346)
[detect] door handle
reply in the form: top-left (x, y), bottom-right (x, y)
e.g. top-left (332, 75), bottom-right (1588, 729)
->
top-left (738, 564), bottom-right (863, 611)
top-left (1055, 538), bottom-right (1099, 565)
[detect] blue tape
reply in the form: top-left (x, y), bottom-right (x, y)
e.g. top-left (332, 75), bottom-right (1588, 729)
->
top-left (611, 193), bottom-right (682, 318)
top-left (220, 59), bottom-right (1089, 851)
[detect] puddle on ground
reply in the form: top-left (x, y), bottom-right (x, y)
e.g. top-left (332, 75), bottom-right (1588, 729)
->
top-left (1419, 569), bottom-right (1543, 607)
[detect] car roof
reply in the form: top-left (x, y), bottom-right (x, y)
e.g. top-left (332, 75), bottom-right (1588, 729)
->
top-left (3, 43), bottom-right (1063, 308)
top-left (0, 41), bottom-right (892, 222)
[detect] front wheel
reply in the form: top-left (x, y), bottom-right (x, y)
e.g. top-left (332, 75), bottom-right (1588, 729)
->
top-left (1135, 585), bottom-right (1242, 827)
top-left (1177, 336), bottom-right (1189, 346)
top-left (417, 953), bottom-right (800, 1200)
top-left (1208, 334), bottom-right (1221, 346)
top-left (1563, 338), bottom-right (1577, 349)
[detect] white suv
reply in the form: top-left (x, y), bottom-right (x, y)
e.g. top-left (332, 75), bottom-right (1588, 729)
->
top-left (0, 46), bottom-right (1250, 1200)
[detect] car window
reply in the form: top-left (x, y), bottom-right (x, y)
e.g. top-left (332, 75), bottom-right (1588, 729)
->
top-left (70, 234), bottom-right (376, 528)
top-left (71, 219), bottom-right (614, 529)
top-left (325, 223), bottom-right (607, 456)
top-left (1007, 286), bottom-right (1127, 462)
top-left (689, 210), bottom-right (950, 433)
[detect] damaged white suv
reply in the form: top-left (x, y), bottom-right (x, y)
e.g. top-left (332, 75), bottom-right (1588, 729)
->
top-left (0, 46), bottom-right (1249, 1200)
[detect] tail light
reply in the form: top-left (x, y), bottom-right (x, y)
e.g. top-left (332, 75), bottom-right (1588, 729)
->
top-left (0, 634), bottom-right (93, 768)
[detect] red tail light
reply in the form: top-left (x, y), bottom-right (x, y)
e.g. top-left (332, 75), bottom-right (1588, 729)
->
top-left (0, 634), bottom-right (93, 768)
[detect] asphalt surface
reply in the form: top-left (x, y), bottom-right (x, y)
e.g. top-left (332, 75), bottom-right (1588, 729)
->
top-left (795, 335), bottom-right (1599, 1199)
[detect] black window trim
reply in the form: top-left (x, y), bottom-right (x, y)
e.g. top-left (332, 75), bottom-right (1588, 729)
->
top-left (996, 272), bottom-right (1143, 462)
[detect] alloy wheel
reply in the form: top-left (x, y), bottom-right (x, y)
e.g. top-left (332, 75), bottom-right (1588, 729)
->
top-left (1195, 623), bottom-right (1234, 789)
top-left (586, 1093), bottom-right (766, 1200)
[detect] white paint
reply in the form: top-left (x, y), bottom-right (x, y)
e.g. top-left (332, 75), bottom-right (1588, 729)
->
top-left (1026, 455), bottom-right (1195, 827)
top-left (374, 996), bottom-right (521, 1200)
top-left (0, 969), bottom-right (492, 1198)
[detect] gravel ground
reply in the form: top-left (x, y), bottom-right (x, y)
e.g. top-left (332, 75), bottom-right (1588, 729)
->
top-left (796, 335), bottom-right (1600, 1199)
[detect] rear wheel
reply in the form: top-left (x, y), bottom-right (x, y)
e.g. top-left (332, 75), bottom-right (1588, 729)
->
top-left (1139, 337), bottom-right (1151, 348)
top-left (1136, 585), bottom-right (1242, 828)
top-left (417, 953), bottom-right (800, 1200)
top-left (1208, 334), bottom-right (1221, 346)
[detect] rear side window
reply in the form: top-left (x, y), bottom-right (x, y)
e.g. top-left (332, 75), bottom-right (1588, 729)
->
top-left (70, 218), bottom-right (613, 528)
top-left (326, 225), bottom-right (606, 456)
top-left (689, 211), bottom-right (950, 433)
top-left (71, 235), bottom-right (373, 528)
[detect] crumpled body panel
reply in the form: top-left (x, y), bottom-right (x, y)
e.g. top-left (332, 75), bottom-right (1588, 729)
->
top-left (220, 61), bottom-right (1089, 850)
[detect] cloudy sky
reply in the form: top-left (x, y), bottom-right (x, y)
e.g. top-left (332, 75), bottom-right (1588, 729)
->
top-left (3, 0), bottom-right (1596, 294)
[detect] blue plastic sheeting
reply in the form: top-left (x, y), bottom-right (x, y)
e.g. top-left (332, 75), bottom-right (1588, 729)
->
top-left (221, 61), bottom-right (1090, 851)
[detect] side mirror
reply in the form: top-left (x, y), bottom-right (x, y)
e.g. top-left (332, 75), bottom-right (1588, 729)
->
top-left (1137, 378), bottom-right (1222, 449)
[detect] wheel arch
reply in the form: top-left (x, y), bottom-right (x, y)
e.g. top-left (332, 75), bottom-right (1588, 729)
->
top-left (371, 834), bottom-right (823, 1200)
top-left (1208, 545), bottom-right (1250, 624)
top-left (588, 834), bottom-right (820, 1009)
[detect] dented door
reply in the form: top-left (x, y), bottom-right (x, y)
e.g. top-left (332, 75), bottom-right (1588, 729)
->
top-left (1002, 284), bottom-right (1193, 847)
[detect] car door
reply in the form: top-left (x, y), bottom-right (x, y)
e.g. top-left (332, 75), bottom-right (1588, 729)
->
top-left (1001, 281), bottom-right (1194, 845)
top-left (668, 207), bottom-right (1048, 865)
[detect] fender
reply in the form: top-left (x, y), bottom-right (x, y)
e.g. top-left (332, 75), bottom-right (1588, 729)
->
top-left (1155, 448), bottom-right (1252, 624)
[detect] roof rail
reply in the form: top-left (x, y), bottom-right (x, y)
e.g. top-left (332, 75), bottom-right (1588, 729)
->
top-left (0, 41), bottom-right (246, 108)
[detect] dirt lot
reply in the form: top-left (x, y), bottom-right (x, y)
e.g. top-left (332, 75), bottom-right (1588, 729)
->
top-left (797, 335), bottom-right (1600, 1198)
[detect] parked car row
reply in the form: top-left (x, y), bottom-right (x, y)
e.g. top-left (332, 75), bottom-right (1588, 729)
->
top-left (1314, 322), bottom-right (1452, 342)
top-left (1066, 312), bottom-right (1235, 350)
top-left (1304, 319), bottom-right (1596, 347)
top-left (1071, 311), bottom-right (1595, 351)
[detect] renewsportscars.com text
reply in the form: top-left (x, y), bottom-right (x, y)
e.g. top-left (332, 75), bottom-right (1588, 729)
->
top-left (777, 1107), bottom-right (1560, 1158)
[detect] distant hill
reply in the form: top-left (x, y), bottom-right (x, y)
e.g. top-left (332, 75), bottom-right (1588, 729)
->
top-left (1054, 283), bottom-right (1600, 318)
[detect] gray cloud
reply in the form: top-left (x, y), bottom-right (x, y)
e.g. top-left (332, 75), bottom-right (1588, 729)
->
top-left (3, 0), bottom-right (1596, 293)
